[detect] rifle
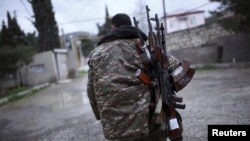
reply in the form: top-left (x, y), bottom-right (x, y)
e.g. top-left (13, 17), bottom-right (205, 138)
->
top-left (133, 17), bottom-right (145, 55)
top-left (133, 17), bottom-right (153, 70)
top-left (134, 5), bottom-right (195, 141)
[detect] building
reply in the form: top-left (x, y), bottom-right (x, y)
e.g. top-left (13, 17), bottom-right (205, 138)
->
top-left (161, 9), bottom-right (205, 33)
top-left (60, 31), bottom-right (92, 70)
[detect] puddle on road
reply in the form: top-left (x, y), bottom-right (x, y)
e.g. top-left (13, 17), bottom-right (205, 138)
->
top-left (51, 90), bottom-right (90, 110)
top-left (0, 87), bottom-right (91, 115)
top-left (0, 86), bottom-right (91, 132)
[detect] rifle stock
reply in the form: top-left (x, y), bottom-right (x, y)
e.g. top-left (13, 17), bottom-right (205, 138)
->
top-left (135, 69), bottom-right (151, 86)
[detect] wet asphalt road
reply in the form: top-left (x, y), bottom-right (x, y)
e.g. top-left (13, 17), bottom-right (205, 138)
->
top-left (0, 63), bottom-right (250, 141)
top-left (0, 75), bottom-right (105, 141)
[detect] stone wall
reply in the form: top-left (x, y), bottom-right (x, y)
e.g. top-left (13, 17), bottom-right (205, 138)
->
top-left (165, 21), bottom-right (233, 50)
top-left (166, 21), bottom-right (250, 64)
top-left (217, 34), bottom-right (250, 62)
top-left (170, 46), bottom-right (219, 64)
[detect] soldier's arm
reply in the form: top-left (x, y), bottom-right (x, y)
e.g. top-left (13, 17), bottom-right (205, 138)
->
top-left (87, 61), bottom-right (101, 120)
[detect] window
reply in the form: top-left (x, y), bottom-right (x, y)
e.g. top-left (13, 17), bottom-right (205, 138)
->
top-left (190, 17), bottom-right (196, 26)
top-left (30, 64), bottom-right (45, 73)
top-left (169, 20), bottom-right (175, 29)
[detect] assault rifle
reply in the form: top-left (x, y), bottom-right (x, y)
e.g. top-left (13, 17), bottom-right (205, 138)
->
top-left (133, 5), bottom-right (195, 141)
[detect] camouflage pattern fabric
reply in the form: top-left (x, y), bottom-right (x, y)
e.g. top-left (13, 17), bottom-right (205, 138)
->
top-left (87, 38), bottom-right (180, 141)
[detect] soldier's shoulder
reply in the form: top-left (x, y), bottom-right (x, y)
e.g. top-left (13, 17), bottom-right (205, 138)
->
top-left (90, 39), bottom-right (135, 57)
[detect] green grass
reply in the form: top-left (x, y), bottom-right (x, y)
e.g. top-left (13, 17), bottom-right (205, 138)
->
top-left (78, 70), bottom-right (88, 76)
top-left (0, 86), bottom-right (48, 107)
top-left (0, 87), bottom-right (30, 99)
top-left (7, 90), bottom-right (34, 102)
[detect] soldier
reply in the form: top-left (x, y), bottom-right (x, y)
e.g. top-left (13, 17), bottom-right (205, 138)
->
top-left (87, 13), bottom-right (182, 141)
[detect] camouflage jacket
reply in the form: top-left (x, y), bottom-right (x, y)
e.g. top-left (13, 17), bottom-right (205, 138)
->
top-left (87, 38), bottom-right (179, 140)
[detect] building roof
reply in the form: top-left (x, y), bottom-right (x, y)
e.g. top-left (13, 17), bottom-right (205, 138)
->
top-left (162, 9), bottom-right (204, 19)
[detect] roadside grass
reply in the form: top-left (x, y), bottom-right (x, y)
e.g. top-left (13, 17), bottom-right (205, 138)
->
top-left (7, 88), bottom-right (40, 102)
top-left (0, 87), bottom-right (30, 99)
top-left (194, 64), bottom-right (217, 71)
top-left (0, 86), bottom-right (48, 107)
top-left (78, 70), bottom-right (88, 76)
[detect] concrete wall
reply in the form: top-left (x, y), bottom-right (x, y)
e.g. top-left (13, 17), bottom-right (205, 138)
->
top-left (18, 48), bottom-right (79, 87)
top-left (55, 52), bottom-right (68, 80)
top-left (67, 50), bottom-right (78, 77)
top-left (26, 51), bottom-right (57, 86)
top-left (2, 49), bottom-right (79, 88)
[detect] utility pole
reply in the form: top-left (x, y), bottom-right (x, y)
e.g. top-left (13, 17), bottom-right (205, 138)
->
top-left (162, 0), bottom-right (167, 33)
top-left (61, 28), bottom-right (66, 49)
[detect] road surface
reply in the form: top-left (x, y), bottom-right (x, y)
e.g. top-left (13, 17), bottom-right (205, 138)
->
top-left (0, 63), bottom-right (249, 141)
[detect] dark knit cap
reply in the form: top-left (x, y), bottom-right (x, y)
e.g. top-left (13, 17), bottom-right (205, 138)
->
top-left (111, 13), bottom-right (132, 27)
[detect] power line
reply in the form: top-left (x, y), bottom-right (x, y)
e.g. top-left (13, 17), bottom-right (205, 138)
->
top-left (20, 0), bottom-right (32, 17)
top-left (60, 2), bottom-right (215, 25)
top-left (67, 0), bottom-right (91, 22)
top-left (18, 1), bottom-right (215, 27)
top-left (189, 2), bottom-right (214, 12)
top-left (59, 17), bottom-right (104, 25)
top-left (59, 11), bottom-right (145, 25)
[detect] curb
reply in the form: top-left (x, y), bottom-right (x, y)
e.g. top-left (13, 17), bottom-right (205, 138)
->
top-left (0, 83), bottom-right (50, 105)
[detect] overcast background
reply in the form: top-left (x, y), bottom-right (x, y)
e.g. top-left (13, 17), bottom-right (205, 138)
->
top-left (0, 0), bottom-right (220, 35)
